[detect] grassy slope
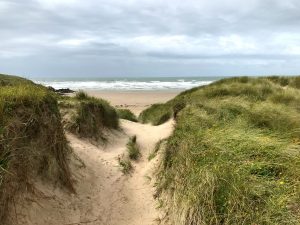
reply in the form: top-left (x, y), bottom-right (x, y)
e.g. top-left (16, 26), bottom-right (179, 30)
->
top-left (117, 108), bottom-right (138, 122)
top-left (140, 76), bottom-right (300, 224)
top-left (60, 91), bottom-right (119, 141)
top-left (139, 103), bottom-right (172, 125)
top-left (0, 73), bottom-right (33, 86)
top-left (0, 74), bottom-right (73, 223)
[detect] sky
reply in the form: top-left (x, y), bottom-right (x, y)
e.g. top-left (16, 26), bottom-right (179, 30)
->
top-left (1, 0), bottom-right (300, 78)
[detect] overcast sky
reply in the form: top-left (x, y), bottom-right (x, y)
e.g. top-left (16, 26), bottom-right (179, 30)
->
top-left (1, 0), bottom-right (300, 78)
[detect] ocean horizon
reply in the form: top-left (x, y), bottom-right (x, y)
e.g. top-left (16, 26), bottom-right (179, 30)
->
top-left (35, 76), bottom-right (226, 91)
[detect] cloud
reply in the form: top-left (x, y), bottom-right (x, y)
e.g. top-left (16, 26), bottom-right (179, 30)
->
top-left (0, 0), bottom-right (300, 77)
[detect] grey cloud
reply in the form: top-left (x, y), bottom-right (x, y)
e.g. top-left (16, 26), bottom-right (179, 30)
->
top-left (0, 0), bottom-right (300, 77)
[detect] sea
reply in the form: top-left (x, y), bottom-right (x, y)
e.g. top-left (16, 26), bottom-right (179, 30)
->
top-left (35, 76), bottom-right (226, 91)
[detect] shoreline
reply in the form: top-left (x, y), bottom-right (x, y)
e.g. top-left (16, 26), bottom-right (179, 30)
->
top-left (86, 90), bottom-right (181, 115)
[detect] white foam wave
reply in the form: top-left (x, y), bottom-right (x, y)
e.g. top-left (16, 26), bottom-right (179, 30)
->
top-left (35, 80), bottom-right (213, 91)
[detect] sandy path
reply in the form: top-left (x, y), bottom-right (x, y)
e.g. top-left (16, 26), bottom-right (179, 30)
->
top-left (13, 119), bottom-right (174, 225)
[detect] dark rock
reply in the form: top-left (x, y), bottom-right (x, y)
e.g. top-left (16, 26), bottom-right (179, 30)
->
top-left (56, 88), bottom-right (75, 94)
top-left (47, 86), bottom-right (56, 92)
top-left (47, 86), bottom-right (75, 95)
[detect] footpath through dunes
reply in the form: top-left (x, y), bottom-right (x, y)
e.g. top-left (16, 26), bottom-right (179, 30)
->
top-left (14, 119), bottom-right (174, 225)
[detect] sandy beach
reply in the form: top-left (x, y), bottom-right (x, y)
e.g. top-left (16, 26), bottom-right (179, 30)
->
top-left (86, 90), bottom-right (181, 115)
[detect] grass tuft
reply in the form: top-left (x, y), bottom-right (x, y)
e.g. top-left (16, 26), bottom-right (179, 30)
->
top-left (118, 157), bottom-right (133, 174)
top-left (75, 90), bottom-right (89, 100)
top-left (117, 109), bottom-right (138, 122)
top-left (63, 93), bottom-right (119, 141)
top-left (127, 135), bottom-right (141, 160)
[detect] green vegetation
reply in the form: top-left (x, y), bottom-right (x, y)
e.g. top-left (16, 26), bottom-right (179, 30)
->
top-left (118, 157), bottom-right (132, 174)
top-left (148, 139), bottom-right (167, 161)
top-left (140, 76), bottom-right (300, 225)
top-left (117, 108), bottom-right (138, 122)
top-left (75, 90), bottom-right (89, 100)
top-left (127, 135), bottom-right (141, 160)
top-left (118, 135), bottom-right (140, 174)
top-left (139, 103), bottom-right (172, 125)
top-left (0, 73), bottom-right (33, 86)
top-left (62, 92), bottom-right (119, 141)
top-left (0, 74), bottom-right (74, 223)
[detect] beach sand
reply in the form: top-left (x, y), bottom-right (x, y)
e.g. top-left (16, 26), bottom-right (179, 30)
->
top-left (86, 90), bottom-right (180, 115)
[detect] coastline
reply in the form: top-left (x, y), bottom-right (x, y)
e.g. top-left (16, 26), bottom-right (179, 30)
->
top-left (86, 90), bottom-right (181, 115)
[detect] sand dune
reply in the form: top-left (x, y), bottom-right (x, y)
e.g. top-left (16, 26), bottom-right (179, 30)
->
top-left (13, 119), bottom-right (174, 225)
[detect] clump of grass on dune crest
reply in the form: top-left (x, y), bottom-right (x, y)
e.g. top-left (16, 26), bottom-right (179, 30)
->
top-left (75, 90), bottom-right (89, 100)
top-left (0, 75), bottom-right (74, 223)
top-left (139, 103), bottom-right (172, 125)
top-left (140, 76), bottom-right (300, 225)
top-left (117, 108), bottom-right (138, 122)
top-left (64, 91), bottom-right (119, 141)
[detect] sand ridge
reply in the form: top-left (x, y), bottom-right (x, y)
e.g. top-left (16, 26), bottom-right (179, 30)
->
top-left (12, 119), bottom-right (174, 225)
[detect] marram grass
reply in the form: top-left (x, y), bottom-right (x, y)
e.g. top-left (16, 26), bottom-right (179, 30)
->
top-left (63, 91), bottom-right (119, 141)
top-left (0, 74), bottom-right (74, 223)
top-left (140, 76), bottom-right (300, 225)
top-left (117, 108), bottom-right (138, 122)
top-left (139, 103), bottom-right (172, 125)
top-left (127, 135), bottom-right (141, 160)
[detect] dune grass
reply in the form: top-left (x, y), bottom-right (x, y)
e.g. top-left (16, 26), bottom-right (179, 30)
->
top-left (140, 76), bottom-right (300, 225)
top-left (63, 92), bottom-right (119, 141)
top-left (75, 90), bottom-right (89, 100)
top-left (0, 74), bottom-right (74, 223)
top-left (148, 139), bottom-right (167, 161)
top-left (118, 136), bottom-right (140, 174)
top-left (0, 73), bottom-right (33, 86)
top-left (139, 103), bottom-right (172, 125)
top-left (127, 135), bottom-right (141, 160)
top-left (117, 108), bottom-right (138, 122)
top-left (118, 157), bottom-right (132, 174)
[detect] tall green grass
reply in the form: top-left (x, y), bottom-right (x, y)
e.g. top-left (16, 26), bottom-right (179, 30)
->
top-left (148, 138), bottom-right (167, 161)
top-left (117, 108), bottom-right (138, 122)
top-left (65, 92), bottom-right (119, 141)
top-left (127, 135), bottom-right (141, 160)
top-left (139, 103), bottom-right (172, 125)
top-left (75, 90), bottom-right (89, 100)
top-left (141, 76), bottom-right (300, 224)
top-left (0, 73), bottom-right (33, 86)
top-left (0, 74), bottom-right (74, 223)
